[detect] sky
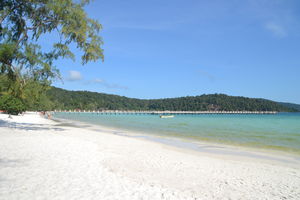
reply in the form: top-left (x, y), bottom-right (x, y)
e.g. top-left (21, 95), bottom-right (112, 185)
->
top-left (51, 0), bottom-right (300, 103)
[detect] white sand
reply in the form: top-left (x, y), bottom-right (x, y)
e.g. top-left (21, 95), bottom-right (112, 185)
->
top-left (0, 113), bottom-right (299, 200)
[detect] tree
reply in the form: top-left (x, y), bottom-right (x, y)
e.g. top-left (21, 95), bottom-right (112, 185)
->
top-left (0, 72), bottom-right (53, 113)
top-left (0, 0), bottom-right (104, 113)
top-left (0, 94), bottom-right (26, 115)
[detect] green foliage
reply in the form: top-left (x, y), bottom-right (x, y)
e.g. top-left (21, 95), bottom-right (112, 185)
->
top-left (0, 0), bottom-right (103, 78)
top-left (0, 94), bottom-right (26, 115)
top-left (0, 0), bottom-right (103, 111)
top-left (22, 79), bottom-right (53, 111)
top-left (46, 87), bottom-right (297, 112)
top-left (0, 74), bottom-right (53, 112)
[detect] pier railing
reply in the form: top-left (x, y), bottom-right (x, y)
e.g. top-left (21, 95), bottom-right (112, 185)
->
top-left (52, 110), bottom-right (278, 114)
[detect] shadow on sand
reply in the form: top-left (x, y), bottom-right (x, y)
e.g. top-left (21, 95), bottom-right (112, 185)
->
top-left (0, 158), bottom-right (28, 168)
top-left (0, 120), bottom-right (65, 132)
top-left (0, 158), bottom-right (29, 184)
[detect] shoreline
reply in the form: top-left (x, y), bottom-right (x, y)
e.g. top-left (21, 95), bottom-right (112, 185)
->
top-left (1, 113), bottom-right (300, 199)
top-left (52, 115), bottom-right (300, 166)
top-left (53, 110), bottom-right (280, 114)
top-left (52, 112), bottom-right (300, 157)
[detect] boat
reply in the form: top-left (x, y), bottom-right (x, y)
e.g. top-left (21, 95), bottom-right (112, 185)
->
top-left (159, 115), bottom-right (174, 118)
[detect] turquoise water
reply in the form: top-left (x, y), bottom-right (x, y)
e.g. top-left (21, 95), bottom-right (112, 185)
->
top-left (53, 112), bottom-right (300, 154)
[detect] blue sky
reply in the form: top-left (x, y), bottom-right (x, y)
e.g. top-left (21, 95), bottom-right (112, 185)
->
top-left (52, 0), bottom-right (300, 103)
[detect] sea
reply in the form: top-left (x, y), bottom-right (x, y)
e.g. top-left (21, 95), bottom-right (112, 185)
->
top-left (53, 112), bottom-right (300, 155)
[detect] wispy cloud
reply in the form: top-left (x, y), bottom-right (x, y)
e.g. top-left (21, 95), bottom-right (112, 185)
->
top-left (102, 15), bottom-right (188, 32)
top-left (109, 20), bottom-right (186, 31)
top-left (110, 23), bottom-right (166, 31)
top-left (93, 79), bottom-right (104, 84)
top-left (66, 70), bottom-right (82, 81)
top-left (198, 69), bottom-right (216, 82)
top-left (87, 78), bottom-right (128, 90)
top-left (236, 0), bottom-right (296, 38)
top-left (265, 22), bottom-right (287, 37)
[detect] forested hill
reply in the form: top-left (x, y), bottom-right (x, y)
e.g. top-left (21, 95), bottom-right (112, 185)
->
top-left (277, 102), bottom-right (300, 112)
top-left (46, 87), bottom-right (296, 112)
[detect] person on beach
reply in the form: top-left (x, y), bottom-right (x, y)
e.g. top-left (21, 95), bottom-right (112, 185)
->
top-left (47, 112), bottom-right (52, 119)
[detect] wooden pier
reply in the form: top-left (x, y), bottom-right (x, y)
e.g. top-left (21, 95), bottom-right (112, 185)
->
top-left (53, 110), bottom-right (278, 115)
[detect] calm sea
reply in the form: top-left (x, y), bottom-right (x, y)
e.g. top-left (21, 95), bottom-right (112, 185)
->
top-left (53, 112), bottom-right (300, 154)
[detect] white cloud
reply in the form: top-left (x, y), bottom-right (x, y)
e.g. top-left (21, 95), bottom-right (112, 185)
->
top-left (66, 70), bottom-right (82, 81)
top-left (265, 22), bottom-right (287, 37)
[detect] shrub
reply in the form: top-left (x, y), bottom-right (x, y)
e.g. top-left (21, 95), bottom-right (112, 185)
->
top-left (0, 95), bottom-right (26, 115)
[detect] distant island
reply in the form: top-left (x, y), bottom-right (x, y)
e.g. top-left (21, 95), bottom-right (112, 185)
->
top-left (40, 87), bottom-right (299, 112)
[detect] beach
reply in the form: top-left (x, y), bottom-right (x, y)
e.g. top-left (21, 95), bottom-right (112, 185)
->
top-left (0, 113), bottom-right (300, 200)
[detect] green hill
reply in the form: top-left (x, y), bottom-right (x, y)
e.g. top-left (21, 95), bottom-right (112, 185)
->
top-left (46, 87), bottom-right (296, 112)
top-left (277, 102), bottom-right (300, 112)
